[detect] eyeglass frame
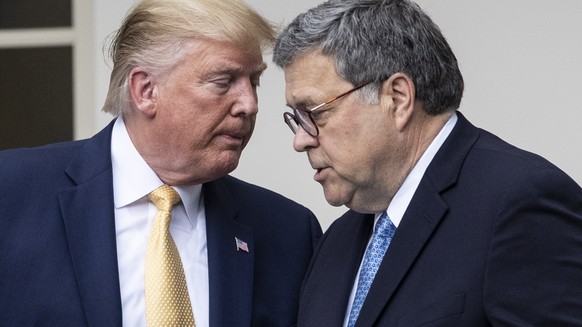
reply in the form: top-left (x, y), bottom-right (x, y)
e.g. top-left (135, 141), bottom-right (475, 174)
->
top-left (283, 81), bottom-right (371, 137)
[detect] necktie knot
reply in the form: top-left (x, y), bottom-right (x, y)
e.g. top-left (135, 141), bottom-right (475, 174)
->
top-left (148, 185), bottom-right (181, 212)
top-left (375, 212), bottom-right (395, 239)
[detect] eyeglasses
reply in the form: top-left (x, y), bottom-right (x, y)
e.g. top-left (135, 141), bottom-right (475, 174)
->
top-left (283, 82), bottom-right (371, 137)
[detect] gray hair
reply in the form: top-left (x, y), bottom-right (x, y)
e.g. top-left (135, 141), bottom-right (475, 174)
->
top-left (273, 0), bottom-right (464, 114)
top-left (102, 0), bottom-right (276, 116)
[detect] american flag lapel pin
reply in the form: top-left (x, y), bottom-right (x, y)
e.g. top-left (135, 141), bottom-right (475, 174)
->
top-left (235, 237), bottom-right (249, 253)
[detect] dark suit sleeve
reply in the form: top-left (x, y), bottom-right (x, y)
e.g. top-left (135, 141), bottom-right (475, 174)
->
top-left (308, 210), bottom-right (323, 252)
top-left (298, 208), bottom-right (323, 300)
top-left (484, 167), bottom-right (582, 325)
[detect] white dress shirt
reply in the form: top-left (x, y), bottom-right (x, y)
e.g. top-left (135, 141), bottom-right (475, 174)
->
top-left (342, 113), bottom-right (458, 326)
top-left (111, 117), bottom-right (209, 327)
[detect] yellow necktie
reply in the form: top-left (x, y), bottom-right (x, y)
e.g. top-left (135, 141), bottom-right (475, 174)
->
top-left (145, 185), bottom-right (195, 326)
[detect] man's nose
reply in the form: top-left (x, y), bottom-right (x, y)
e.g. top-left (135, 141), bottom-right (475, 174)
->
top-left (232, 82), bottom-right (259, 116)
top-left (293, 125), bottom-right (319, 152)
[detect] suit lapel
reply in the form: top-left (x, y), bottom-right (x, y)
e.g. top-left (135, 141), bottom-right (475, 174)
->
top-left (299, 211), bottom-right (374, 327)
top-left (355, 112), bottom-right (480, 326)
top-left (59, 121), bottom-right (123, 326)
top-left (355, 184), bottom-right (448, 326)
top-left (203, 178), bottom-right (254, 327)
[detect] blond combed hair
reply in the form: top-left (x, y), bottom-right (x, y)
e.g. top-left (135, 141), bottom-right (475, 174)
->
top-left (102, 0), bottom-right (276, 116)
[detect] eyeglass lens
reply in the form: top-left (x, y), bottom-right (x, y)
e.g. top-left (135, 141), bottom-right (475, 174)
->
top-left (283, 112), bottom-right (299, 133)
top-left (283, 81), bottom-right (371, 137)
top-left (294, 108), bottom-right (318, 136)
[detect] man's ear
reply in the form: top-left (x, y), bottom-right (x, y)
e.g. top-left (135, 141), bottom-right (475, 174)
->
top-left (380, 72), bottom-right (415, 131)
top-left (128, 67), bottom-right (158, 117)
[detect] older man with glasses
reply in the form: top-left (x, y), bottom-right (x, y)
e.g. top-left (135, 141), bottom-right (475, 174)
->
top-left (274, 0), bottom-right (582, 326)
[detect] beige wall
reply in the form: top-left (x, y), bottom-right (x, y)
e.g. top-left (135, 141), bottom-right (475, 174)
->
top-left (88, 0), bottom-right (582, 230)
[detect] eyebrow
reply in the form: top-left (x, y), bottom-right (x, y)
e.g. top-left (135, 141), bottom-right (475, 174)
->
top-left (287, 99), bottom-right (317, 111)
top-left (289, 86), bottom-right (332, 110)
top-left (209, 62), bottom-right (267, 78)
top-left (255, 62), bottom-right (268, 73)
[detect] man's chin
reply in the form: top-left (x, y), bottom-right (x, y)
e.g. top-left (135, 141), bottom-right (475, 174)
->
top-left (322, 190), bottom-right (347, 207)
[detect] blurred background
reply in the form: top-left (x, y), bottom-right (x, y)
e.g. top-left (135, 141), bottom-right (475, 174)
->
top-left (1, 0), bottom-right (580, 230)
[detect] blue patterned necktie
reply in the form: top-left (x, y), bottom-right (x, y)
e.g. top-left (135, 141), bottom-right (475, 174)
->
top-left (347, 212), bottom-right (396, 327)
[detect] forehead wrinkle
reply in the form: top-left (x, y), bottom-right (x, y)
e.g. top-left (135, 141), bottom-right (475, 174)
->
top-left (285, 52), bottom-right (343, 110)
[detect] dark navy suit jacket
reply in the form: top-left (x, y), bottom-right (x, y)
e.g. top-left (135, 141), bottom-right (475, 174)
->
top-left (0, 120), bottom-right (322, 326)
top-left (297, 112), bottom-right (582, 326)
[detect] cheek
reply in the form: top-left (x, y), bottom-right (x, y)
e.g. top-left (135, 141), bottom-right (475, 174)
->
top-left (249, 114), bottom-right (257, 128)
top-left (324, 146), bottom-right (359, 180)
top-left (175, 98), bottom-right (226, 128)
top-left (326, 136), bottom-right (379, 183)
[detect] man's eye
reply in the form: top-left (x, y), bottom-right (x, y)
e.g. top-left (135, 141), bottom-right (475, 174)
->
top-left (311, 106), bottom-right (332, 120)
top-left (311, 109), bottom-right (325, 121)
top-left (212, 79), bottom-right (232, 88)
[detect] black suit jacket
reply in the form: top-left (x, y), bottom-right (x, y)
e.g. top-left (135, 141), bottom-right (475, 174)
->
top-left (298, 112), bottom-right (582, 326)
top-left (0, 120), bottom-right (322, 326)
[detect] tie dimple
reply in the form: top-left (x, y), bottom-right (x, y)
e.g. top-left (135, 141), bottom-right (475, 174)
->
top-left (145, 185), bottom-right (195, 326)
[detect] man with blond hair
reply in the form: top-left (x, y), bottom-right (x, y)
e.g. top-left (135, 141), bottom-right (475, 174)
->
top-left (0, 0), bottom-right (321, 326)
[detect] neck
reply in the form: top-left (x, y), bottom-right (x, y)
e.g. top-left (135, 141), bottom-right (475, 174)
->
top-left (383, 110), bottom-right (454, 209)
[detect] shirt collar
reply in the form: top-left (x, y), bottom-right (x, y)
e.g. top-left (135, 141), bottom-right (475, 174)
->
top-left (384, 112), bottom-right (458, 228)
